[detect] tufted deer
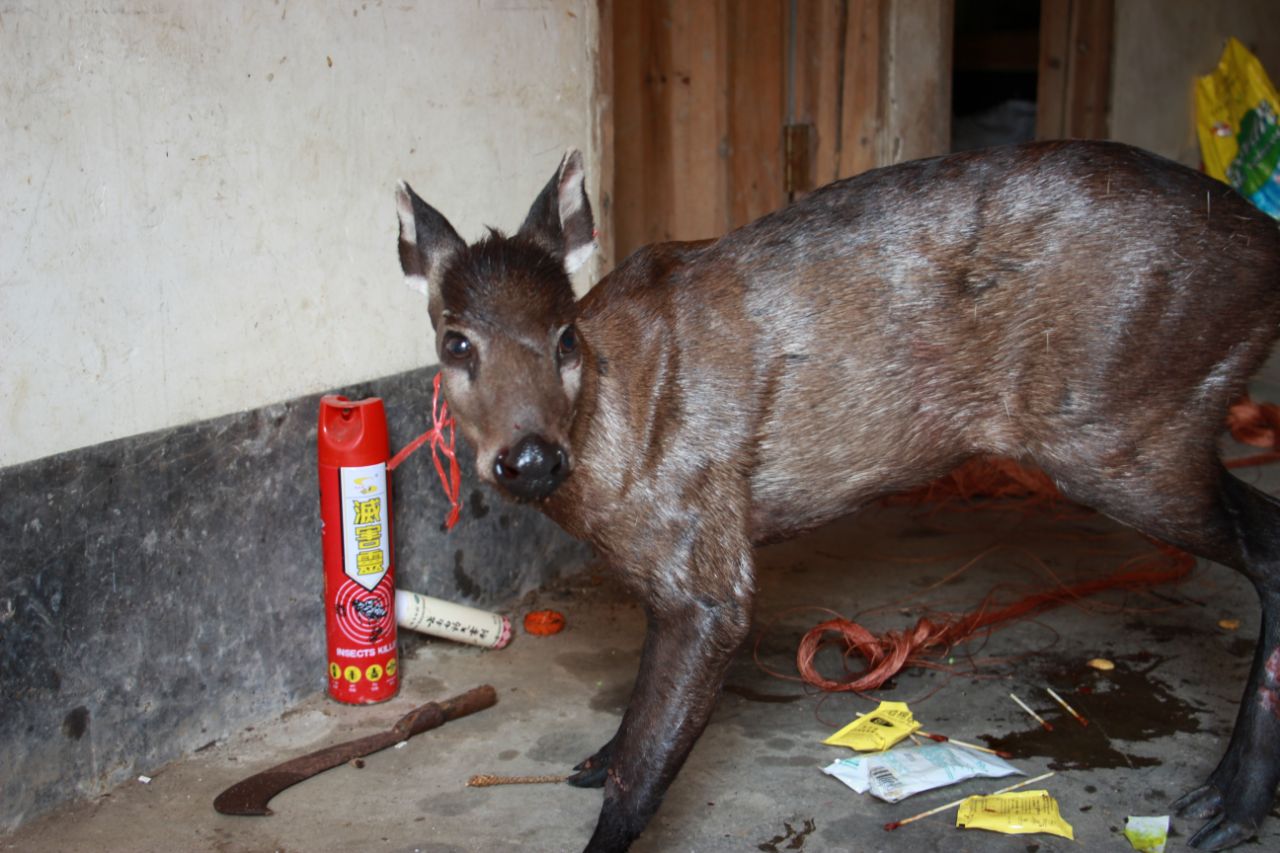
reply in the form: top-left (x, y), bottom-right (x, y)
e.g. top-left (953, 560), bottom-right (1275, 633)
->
top-left (395, 141), bottom-right (1280, 851)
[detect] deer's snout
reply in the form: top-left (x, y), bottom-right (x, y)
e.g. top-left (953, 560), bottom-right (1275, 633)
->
top-left (494, 435), bottom-right (569, 501)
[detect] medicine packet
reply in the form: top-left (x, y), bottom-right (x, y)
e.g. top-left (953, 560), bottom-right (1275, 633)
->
top-left (956, 790), bottom-right (1074, 839)
top-left (822, 701), bottom-right (920, 752)
top-left (821, 742), bottom-right (1022, 803)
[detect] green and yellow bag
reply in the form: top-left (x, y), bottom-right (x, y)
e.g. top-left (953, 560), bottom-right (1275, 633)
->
top-left (1196, 37), bottom-right (1280, 218)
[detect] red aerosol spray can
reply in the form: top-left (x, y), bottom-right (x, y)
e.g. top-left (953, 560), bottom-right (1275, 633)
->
top-left (318, 396), bottom-right (399, 704)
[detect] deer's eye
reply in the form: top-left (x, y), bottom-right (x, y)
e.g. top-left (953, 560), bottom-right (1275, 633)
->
top-left (442, 332), bottom-right (473, 363)
top-left (557, 325), bottom-right (578, 362)
top-left (558, 324), bottom-right (583, 363)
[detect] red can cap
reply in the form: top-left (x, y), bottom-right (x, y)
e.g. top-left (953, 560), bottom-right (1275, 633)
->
top-left (318, 396), bottom-right (390, 468)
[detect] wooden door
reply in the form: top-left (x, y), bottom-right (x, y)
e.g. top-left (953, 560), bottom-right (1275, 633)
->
top-left (1036, 0), bottom-right (1113, 139)
top-left (601, 0), bottom-right (955, 264)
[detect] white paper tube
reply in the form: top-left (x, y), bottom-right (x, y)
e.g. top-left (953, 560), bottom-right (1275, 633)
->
top-left (395, 589), bottom-right (512, 649)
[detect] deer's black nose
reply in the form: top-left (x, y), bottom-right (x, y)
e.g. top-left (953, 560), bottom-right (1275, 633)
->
top-left (494, 435), bottom-right (569, 501)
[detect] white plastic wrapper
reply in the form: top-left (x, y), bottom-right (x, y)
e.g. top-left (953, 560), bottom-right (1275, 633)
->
top-left (822, 743), bottom-right (1023, 803)
top-left (1124, 815), bottom-right (1170, 853)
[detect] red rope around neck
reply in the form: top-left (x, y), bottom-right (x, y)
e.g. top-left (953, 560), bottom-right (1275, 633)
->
top-left (388, 372), bottom-right (461, 530)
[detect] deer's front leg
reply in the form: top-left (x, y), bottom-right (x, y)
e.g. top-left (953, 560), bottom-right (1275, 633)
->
top-left (583, 530), bottom-right (754, 853)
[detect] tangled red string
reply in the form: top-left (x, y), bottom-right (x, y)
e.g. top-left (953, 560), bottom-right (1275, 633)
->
top-left (796, 546), bottom-right (1194, 692)
top-left (794, 394), bottom-right (1279, 693)
top-left (388, 372), bottom-right (461, 530)
top-left (1225, 394), bottom-right (1280, 467)
top-left (1227, 394), bottom-right (1280, 447)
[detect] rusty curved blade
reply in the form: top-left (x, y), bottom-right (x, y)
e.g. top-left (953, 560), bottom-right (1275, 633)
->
top-left (213, 685), bottom-right (497, 816)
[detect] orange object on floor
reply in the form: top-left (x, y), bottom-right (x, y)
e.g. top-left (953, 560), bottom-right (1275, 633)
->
top-left (524, 609), bottom-right (567, 636)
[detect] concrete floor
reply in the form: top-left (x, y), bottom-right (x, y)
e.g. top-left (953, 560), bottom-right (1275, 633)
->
top-left (6, 468), bottom-right (1280, 852)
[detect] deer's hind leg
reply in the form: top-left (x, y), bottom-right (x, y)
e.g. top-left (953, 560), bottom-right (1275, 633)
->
top-left (1049, 457), bottom-right (1280, 851)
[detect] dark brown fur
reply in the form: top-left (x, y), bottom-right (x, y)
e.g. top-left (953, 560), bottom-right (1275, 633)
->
top-left (397, 142), bottom-right (1280, 851)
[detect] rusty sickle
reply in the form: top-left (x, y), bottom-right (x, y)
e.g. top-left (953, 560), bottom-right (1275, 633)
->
top-left (213, 685), bottom-right (497, 816)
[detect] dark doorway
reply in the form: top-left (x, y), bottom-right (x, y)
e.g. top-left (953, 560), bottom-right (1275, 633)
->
top-left (950, 0), bottom-right (1113, 152)
top-left (951, 0), bottom-right (1041, 151)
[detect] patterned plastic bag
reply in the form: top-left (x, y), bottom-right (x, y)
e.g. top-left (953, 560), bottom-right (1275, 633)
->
top-left (1195, 37), bottom-right (1280, 218)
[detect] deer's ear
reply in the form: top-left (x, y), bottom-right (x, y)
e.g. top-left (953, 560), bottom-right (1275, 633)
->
top-left (518, 149), bottom-right (596, 274)
top-left (396, 181), bottom-right (465, 325)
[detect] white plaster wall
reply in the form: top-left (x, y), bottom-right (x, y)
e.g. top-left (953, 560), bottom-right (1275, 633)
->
top-left (1111, 0), bottom-right (1280, 167)
top-left (0, 0), bottom-right (600, 467)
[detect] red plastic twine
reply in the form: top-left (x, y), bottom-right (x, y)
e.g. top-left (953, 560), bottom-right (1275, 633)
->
top-left (388, 372), bottom-right (462, 530)
top-left (796, 545), bottom-right (1194, 693)
top-left (1225, 394), bottom-right (1280, 468)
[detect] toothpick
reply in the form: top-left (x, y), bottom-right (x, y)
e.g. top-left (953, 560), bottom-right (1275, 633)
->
top-left (883, 771), bottom-right (1057, 831)
top-left (1009, 692), bottom-right (1054, 731)
top-left (917, 731), bottom-right (1014, 759)
top-left (1045, 686), bottom-right (1089, 727)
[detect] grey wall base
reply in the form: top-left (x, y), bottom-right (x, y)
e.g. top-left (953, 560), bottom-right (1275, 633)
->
top-left (0, 366), bottom-right (591, 833)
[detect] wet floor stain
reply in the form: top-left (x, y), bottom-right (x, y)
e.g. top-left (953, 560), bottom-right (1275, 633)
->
top-left (588, 681), bottom-right (631, 713)
top-left (984, 654), bottom-right (1205, 770)
top-left (757, 818), bottom-right (816, 851)
top-left (1226, 636), bottom-right (1256, 659)
top-left (759, 753), bottom-right (827, 767)
top-left (416, 789), bottom-right (481, 817)
top-left (526, 729), bottom-right (598, 766)
top-left (555, 648), bottom-right (635, 679)
top-left (1123, 618), bottom-right (1209, 645)
top-left (553, 648), bottom-right (637, 712)
top-left (724, 683), bottom-right (806, 703)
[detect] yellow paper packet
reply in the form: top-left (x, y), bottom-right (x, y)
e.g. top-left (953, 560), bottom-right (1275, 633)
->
top-left (956, 790), bottom-right (1074, 839)
top-left (822, 701), bottom-right (920, 752)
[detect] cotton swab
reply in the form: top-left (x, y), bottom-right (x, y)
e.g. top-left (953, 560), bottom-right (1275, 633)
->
top-left (917, 731), bottom-right (1014, 759)
top-left (1009, 692), bottom-right (1054, 731)
top-left (1045, 686), bottom-right (1089, 727)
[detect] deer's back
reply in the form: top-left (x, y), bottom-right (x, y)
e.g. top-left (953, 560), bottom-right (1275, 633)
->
top-left (577, 141), bottom-right (1280, 543)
